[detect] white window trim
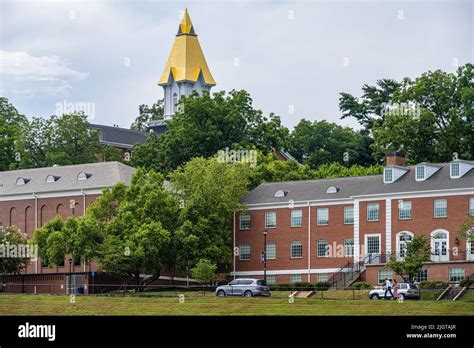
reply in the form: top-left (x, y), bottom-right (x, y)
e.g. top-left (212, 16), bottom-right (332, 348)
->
top-left (415, 165), bottom-right (426, 181)
top-left (266, 242), bottom-right (276, 260)
top-left (317, 208), bottom-right (329, 226)
top-left (317, 240), bottom-right (329, 257)
top-left (383, 168), bottom-right (393, 183)
top-left (364, 233), bottom-right (382, 256)
top-left (433, 199), bottom-right (448, 218)
top-left (344, 206), bottom-right (354, 225)
top-left (265, 211), bottom-right (277, 229)
top-left (395, 231), bottom-right (414, 260)
top-left (239, 214), bottom-right (251, 230)
top-left (430, 229), bottom-right (450, 262)
top-left (450, 162), bottom-right (461, 179)
top-left (367, 203), bottom-right (380, 222)
top-left (398, 201), bottom-right (412, 220)
top-left (290, 210), bottom-right (303, 228)
top-left (467, 240), bottom-right (474, 261)
top-left (290, 241), bottom-right (303, 259)
top-left (239, 244), bottom-right (251, 261)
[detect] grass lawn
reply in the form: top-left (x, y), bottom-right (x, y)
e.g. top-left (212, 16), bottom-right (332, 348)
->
top-left (0, 294), bottom-right (473, 316)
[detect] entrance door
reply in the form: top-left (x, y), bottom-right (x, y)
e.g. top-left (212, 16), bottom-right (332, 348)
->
top-left (431, 231), bottom-right (449, 262)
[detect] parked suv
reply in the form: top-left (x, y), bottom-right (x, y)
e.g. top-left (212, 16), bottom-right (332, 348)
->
top-left (215, 278), bottom-right (270, 297)
top-left (369, 283), bottom-right (420, 300)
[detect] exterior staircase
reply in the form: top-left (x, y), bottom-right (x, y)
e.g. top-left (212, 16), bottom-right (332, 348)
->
top-left (437, 285), bottom-right (466, 301)
top-left (328, 261), bottom-right (364, 289)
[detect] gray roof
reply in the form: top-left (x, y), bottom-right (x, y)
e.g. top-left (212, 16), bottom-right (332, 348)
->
top-left (241, 163), bottom-right (474, 205)
top-left (0, 162), bottom-right (135, 197)
top-left (89, 123), bottom-right (148, 148)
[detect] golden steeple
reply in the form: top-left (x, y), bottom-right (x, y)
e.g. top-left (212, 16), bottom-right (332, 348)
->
top-left (158, 9), bottom-right (216, 86)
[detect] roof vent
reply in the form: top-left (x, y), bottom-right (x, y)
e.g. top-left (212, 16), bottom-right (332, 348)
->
top-left (326, 186), bottom-right (339, 194)
top-left (46, 175), bottom-right (60, 183)
top-left (274, 190), bottom-right (288, 198)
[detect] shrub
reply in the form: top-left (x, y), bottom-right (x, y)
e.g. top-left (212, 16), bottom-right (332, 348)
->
top-left (419, 281), bottom-right (448, 289)
top-left (460, 278), bottom-right (473, 288)
top-left (350, 281), bottom-right (372, 290)
top-left (314, 281), bottom-right (330, 290)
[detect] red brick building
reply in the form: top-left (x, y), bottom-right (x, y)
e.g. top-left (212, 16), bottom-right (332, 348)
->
top-left (233, 153), bottom-right (474, 286)
top-left (0, 162), bottom-right (135, 293)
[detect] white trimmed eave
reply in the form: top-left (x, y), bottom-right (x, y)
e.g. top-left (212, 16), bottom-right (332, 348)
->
top-left (0, 187), bottom-right (107, 202)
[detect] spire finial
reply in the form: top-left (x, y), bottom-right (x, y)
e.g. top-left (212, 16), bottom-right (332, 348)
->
top-left (178, 8), bottom-right (195, 36)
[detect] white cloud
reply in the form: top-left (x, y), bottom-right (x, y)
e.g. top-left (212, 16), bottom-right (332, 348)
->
top-left (0, 50), bottom-right (88, 97)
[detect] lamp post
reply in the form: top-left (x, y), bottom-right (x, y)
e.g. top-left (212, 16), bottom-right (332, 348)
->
top-left (68, 258), bottom-right (73, 295)
top-left (263, 229), bottom-right (268, 282)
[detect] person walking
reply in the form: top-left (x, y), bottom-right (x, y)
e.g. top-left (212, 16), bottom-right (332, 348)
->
top-left (393, 279), bottom-right (398, 299)
top-left (384, 278), bottom-right (394, 300)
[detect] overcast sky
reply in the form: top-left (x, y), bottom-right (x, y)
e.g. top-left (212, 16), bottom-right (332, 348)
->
top-left (0, 0), bottom-right (472, 130)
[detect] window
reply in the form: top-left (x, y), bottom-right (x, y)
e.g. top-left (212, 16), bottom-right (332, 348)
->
top-left (266, 275), bottom-right (276, 284)
top-left (344, 239), bottom-right (354, 257)
top-left (415, 269), bottom-right (428, 283)
top-left (317, 273), bottom-right (329, 282)
top-left (398, 201), bottom-right (412, 220)
top-left (77, 172), bottom-right (91, 181)
top-left (469, 197), bottom-right (474, 216)
top-left (367, 203), bottom-right (380, 221)
top-left (173, 93), bottom-right (178, 113)
top-left (265, 211), bottom-right (276, 228)
top-left (326, 186), bottom-right (339, 194)
top-left (0, 223), bottom-right (3, 237)
top-left (290, 274), bottom-right (302, 283)
top-left (384, 168), bottom-right (393, 183)
top-left (239, 214), bottom-right (251, 230)
top-left (344, 206), bottom-right (354, 224)
top-left (266, 242), bottom-right (276, 260)
top-left (366, 235), bottom-right (380, 254)
top-left (377, 270), bottom-right (393, 284)
top-left (274, 190), bottom-right (288, 197)
top-left (317, 240), bottom-right (329, 257)
top-left (434, 199), bottom-right (447, 218)
top-left (239, 244), bottom-right (251, 261)
top-left (317, 208), bottom-right (329, 225)
top-left (291, 210), bottom-right (302, 227)
top-left (450, 163), bottom-right (460, 178)
top-left (16, 177), bottom-right (28, 186)
top-left (397, 232), bottom-right (413, 258)
top-left (290, 241), bottom-right (303, 258)
top-left (431, 230), bottom-right (449, 262)
top-left (416, 166), bottom-right (425, 180)
top-left (449, 268), bottom-right (465, 282)
top-left (46, 175), bottom-right (59, 183)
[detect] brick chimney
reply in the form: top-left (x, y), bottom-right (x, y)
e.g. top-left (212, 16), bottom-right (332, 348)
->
top-left (386, 152), bottom-right (405, 166)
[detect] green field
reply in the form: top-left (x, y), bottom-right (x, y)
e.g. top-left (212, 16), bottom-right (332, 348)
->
top-left (0, 293), bottom-right (473, 316)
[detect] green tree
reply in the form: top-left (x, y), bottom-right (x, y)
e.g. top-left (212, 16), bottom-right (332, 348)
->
top-left (0, 97), bottom-right (28, 171)
top-left (386, 235), bottom-right (431, 283)
top-left (191, 258), bottom-right (217, 285)
top-left (287, 119), bottom-right (375, 167)
top-left (13, 113), bottom-right (100, 169)
top-left (130, 99), bottom-right (164, 132)
top-left (132, 90), bottom-right (289, 173)
top-left (171, 157), bottom-right (251, 272)
top-left (0, 226), bottom-right (31, 274)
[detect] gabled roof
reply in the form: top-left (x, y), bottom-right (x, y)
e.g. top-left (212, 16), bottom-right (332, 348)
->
top-left (0, 162), bottom-right (135, 197)
top-left (89, 123), bottom-right (148, 148)
top-left (158, 9), bottom-right (216, 86)
top-left (241, 163), bottom-right (474, 205)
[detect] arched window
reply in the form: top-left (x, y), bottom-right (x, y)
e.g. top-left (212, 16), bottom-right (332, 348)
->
top-left (77, 172), bottom-right (90, 181)
top-left (16, 177), bottom-right (28, 186)
top-left (396, 231), bottom-right (414, 259)
top-left (46, 175), bottom-right (59, 183)
top-left (9, 207), bottom-right (17, 226)
top-left (274, 190), bottom-right (288, 198)
top-left (25, 206), bottom-right (33, 236)
top-left (326, 186), bottom-right (339, 194)
top-left (40, 205), bottom-right (48, 227)
top-left (173, 93), bottom-right (178, 113)
top-left (431, 229), bottom-right (449, 262)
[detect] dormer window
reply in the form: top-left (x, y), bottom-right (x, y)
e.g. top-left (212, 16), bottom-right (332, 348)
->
top-left (326, 186), bottom-right (339, 194)
top-left (274, 190), bottom-right (288, 198)
top-left (450, 162), bottom-right (460, 178)
top-left (77, 172), bottom-right (91, 181)
top-left (384, 168), bottom-right (393, 183)
top-left (415, 166), bottom-right (425, 181)
top-left (16, 177), bottom-right (29, 186)
top-left (46, 175), bottom-right (60, 183)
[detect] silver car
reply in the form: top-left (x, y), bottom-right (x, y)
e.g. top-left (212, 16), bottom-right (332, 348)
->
top-left (215, 278), bottom-right (270, 297)
top-left (369, 283), bottom-right (420, 300)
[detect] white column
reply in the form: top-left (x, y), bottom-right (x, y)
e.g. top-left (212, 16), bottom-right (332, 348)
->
top-left (385, 198), bottom-right (392, 256)
top-left (353, 200), bottom-right (360, 262)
